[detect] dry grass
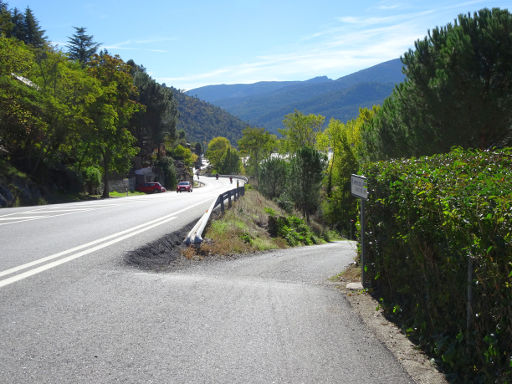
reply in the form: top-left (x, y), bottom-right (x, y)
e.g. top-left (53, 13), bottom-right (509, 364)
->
top-left (339, 263), bottom-right (361, 283)
top-left (183, 189), bottom-right (290, 258)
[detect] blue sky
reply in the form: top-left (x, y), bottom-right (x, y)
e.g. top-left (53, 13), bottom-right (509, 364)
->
top-left (7, 0), bottom-right (510, 90)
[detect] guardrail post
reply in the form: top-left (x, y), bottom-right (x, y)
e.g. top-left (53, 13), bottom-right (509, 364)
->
top-left (220, 194), bottom-right (225, 213)
top-left (228, 191), bottom-right (232, 208)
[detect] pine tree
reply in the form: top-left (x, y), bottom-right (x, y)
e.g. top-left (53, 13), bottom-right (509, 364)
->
top-left (23, 7), bottom-right (45, 47)
top-left (67, 26), bottom-right (99, 65)
top-left (10, 7), bottom-right (25, 41)
top-left (0, 1), bottom-right (13, 37)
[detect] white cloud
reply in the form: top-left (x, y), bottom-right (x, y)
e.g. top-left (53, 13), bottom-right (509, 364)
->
top-left (103, 37), bottom-right (176, 51)
top-left (160, 1), bottom-right (490, 89)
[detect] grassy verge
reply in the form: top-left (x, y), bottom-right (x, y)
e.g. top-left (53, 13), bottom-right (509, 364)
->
top-left (183, 187), bottom-right (341, 259)
top-left (110, 190), bottom-right (145, 198)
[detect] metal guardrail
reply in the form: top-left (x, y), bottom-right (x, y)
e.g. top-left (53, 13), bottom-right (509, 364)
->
top-left (207, 174), bottom-right (249, 184)
top-left (218, 174), bottom-right (249, 183)
top-left (184, 185), bottom-right (246, 245)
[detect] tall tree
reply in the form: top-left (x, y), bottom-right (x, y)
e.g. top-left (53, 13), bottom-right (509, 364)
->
top-left (238, 126), bottom-right (276, 181)
top-left (129, 66), bottom-right (177, 161)
top-left (0, 1), bottom-right (13, 37)
top-left (362, 8), bottom-right (512, 160)
top-left (258, 157), bottom-right (288, 200)
top-left (0, 35), bottom-right (43, 169)
top-left (67, 26), bottom-right (99, 66)
top-left (10, 7), bottom-right (24, 41)
top-left (279, 110), bottom-right (324, 153)
top-left (86, 53), bottom-right (140, 197)
top-left (318, 118), bottom-right (359, 233)
top-left (23, 7), bottom-right (45, 47)
top-left (206, 136), bottom-right (231, 170)
top-left (194, 142), bottom-right (202, 156)
top-left (288, 146), bottom-right (326, 222)
top-left (218, 146), bottom-right (242, 174)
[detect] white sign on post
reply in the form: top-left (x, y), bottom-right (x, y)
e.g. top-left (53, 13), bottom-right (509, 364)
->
top-left (351, 174), bottom-right (368, 288)
top-left (351, 174), bottom-right (368, 199)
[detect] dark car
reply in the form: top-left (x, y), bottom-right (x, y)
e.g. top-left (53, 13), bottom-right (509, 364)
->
top-left (176, 181), bottom-right (193, 192)
top-left (136, 182), bottom-right (166, 194)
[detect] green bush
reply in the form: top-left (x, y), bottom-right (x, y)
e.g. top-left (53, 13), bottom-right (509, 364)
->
top-left (82, 166), bottom-right (102, 194)
top-left (268, 215), bottom-right (319, 246)
top-left (362, 148), bottom-right (512, 382)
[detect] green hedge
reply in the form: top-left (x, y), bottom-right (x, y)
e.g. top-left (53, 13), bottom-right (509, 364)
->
top-left (362, 148), bottom-right (512, 383)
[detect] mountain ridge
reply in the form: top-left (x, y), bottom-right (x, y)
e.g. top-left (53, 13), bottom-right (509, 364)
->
top-left (186, 58), bottom-right (405, 133)
top-left (169, 87), bottom-right (249, 145)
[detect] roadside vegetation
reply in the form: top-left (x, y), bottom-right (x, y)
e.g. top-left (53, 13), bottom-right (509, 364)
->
top-left (200, 9), bottom-right (512, 383)
top-left (182, 187), bottom-right (342, 260)
top-left (363, 148), bottom-right (512, 383)
top-left (0, 2), bottom-right (201, 206)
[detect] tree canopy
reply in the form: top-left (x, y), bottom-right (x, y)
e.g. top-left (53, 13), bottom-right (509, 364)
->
top-left (279, 110), bottom-right (325, 153)
top-left (129, 63), bottom-right (178, 162)
top-left (206, 136), bottom-right (231, 170)
top-left (362, 8), bottom-right (512, 161)
top-left (0, 4), bottom-right (46, 47)
top-left (67, 26), bottom-right (99, 65)
top-left (86, 53), bottom-right (140, 197)
top-left (289, 146), bottom-right (326, 222)
top-left (237, 127), bottom-right (276, 181)
top-left (23, 7), bottom-right (45, 47)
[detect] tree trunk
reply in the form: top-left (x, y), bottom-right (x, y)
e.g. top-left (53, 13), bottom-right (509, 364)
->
top-left (326, 152), bottom-right (334, 198)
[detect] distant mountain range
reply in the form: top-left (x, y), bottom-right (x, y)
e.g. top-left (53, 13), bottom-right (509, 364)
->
top-left (186, 58), bottom-right (405, 134)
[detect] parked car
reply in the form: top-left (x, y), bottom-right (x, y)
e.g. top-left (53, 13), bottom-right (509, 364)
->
top-left (136, 182), bottom-right (166, 194)
top-left (176, 181), bottom-right (193, 192)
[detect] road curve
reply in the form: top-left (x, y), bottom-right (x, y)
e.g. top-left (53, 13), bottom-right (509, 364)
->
top-left (0, 176), bottom-right (233, 286)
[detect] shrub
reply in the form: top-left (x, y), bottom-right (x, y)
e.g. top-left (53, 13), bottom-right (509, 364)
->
top-left (155, 157), bottom-right (177, 190)
top-left (362, 148), bottom-right (512, 382)
top-left (82, 166), bottom-right (102, 194)
top-left (268, 214), bottom-right (319, 246)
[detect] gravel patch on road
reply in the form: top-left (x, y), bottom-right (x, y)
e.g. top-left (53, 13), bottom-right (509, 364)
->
top-left (124, 221), bottom-right (252, 271)
top-left (124, 223), bottom-right (193, 271)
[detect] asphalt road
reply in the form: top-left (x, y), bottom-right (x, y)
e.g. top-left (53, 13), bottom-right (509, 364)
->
top-left (0, 177), bottom-right (234, 277)
top-left (0, 181), bottom-right (413, 383)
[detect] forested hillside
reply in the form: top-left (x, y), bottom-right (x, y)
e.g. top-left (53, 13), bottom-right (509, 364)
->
top-left (170, 88), bottom-right (249, 145)
top-left (0, 3), bottom-right (200, 205)
top-left (187, 59), bottom-right (404, 133)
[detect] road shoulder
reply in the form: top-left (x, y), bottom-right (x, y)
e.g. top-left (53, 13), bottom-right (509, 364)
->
top-left (338, 283), bottom-right (449, 384)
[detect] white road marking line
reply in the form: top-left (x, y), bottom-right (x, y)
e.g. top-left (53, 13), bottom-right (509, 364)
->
top-left (0, 213), bottom-right (177, 278)
top-left (0, 197), bottom-right (214, 288)
top-left (0, 211), bottom-right (27, 218)
top-left (0, 211), bottom-right (80, 226)
top-left (0, 216), bottom-right (177, 289)
top-left (61, 203), bottom-right (121, 208)
top-left (0, 203), bottom-right (118, 221)
top-left (0, 216), bottom-right (45, 220)
top-left (26, 208), bottom-right (93, 213)
top-left (0, 218), bottom-right (40, 225)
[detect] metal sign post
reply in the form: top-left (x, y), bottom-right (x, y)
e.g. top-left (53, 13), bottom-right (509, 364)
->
top-left (351, 174), bottom-right (368, 288)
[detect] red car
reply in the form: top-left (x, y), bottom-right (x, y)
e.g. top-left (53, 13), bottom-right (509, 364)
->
top-left (136, 182), bottom-right (166, 194)
top-left (176, 181), bottom-right (193, 192)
